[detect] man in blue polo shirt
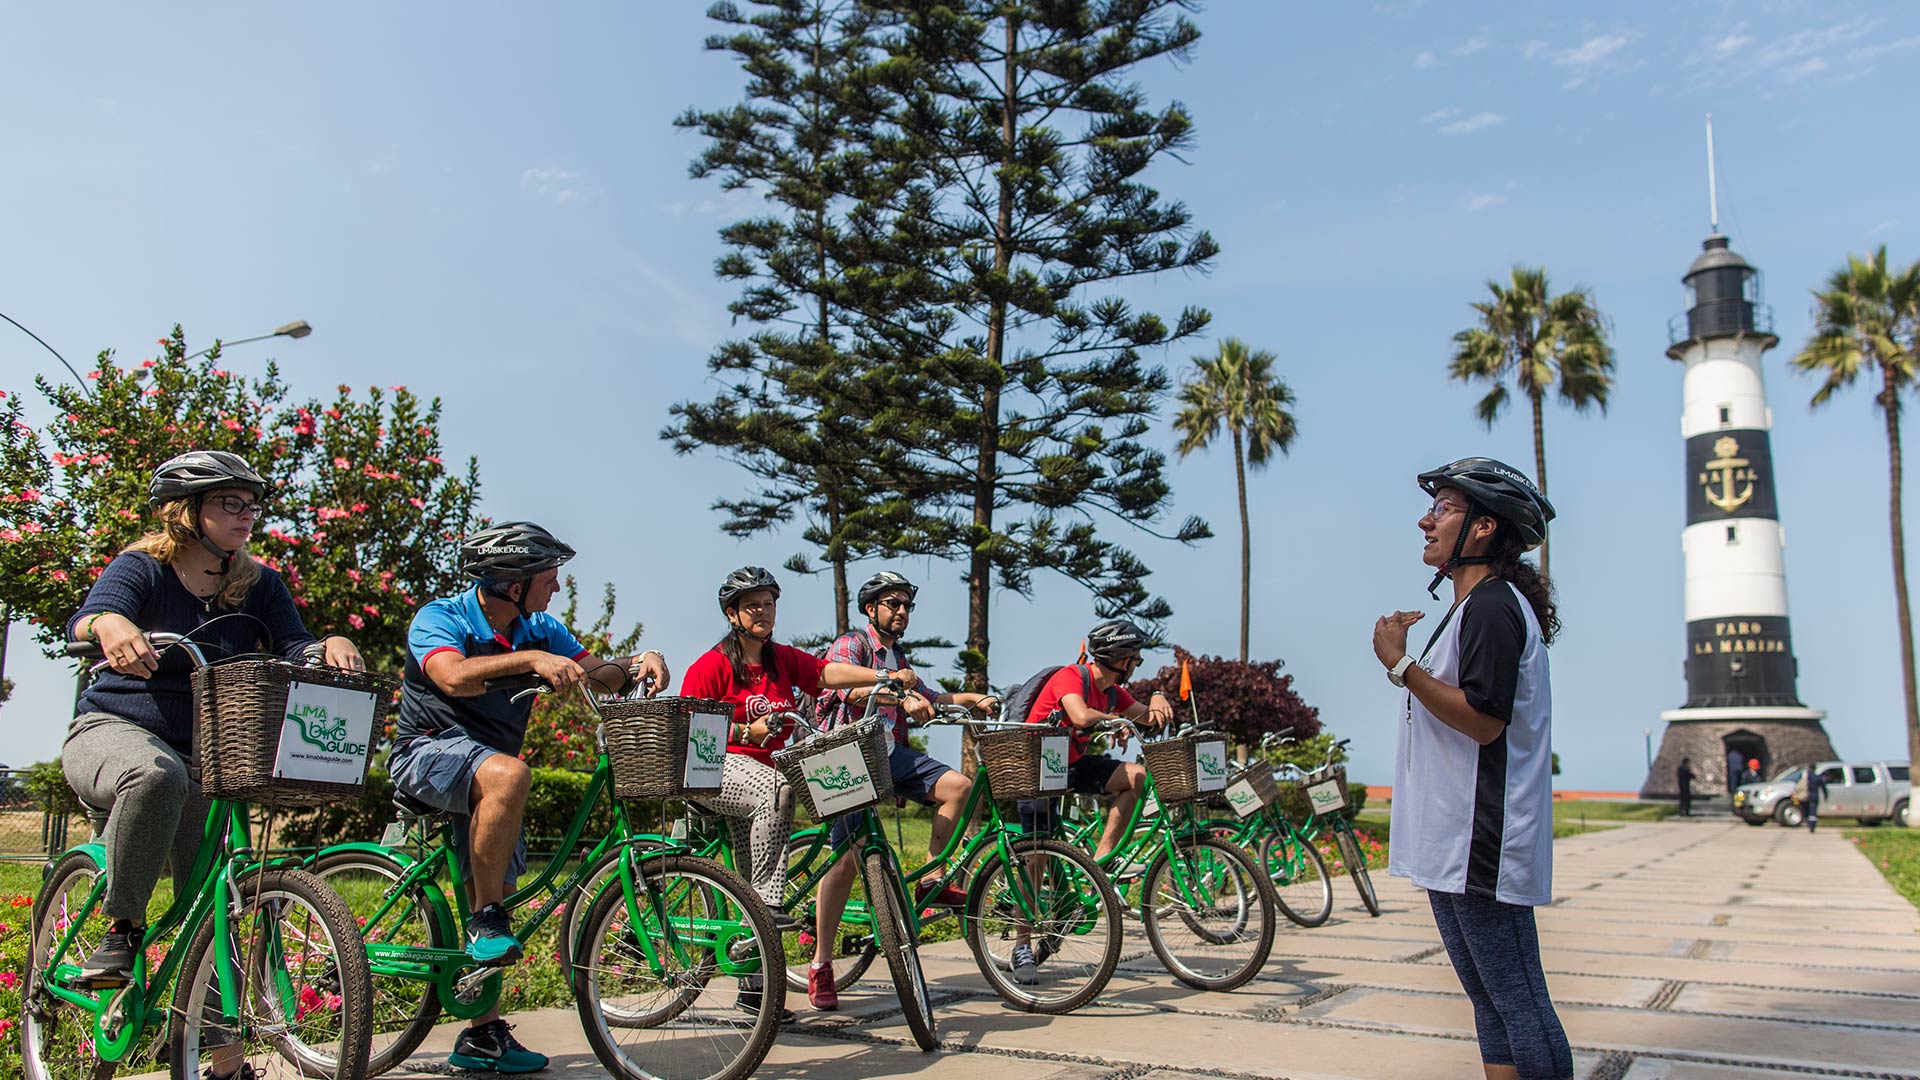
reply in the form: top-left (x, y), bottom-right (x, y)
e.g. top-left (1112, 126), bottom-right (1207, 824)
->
top-left (388, 521), bottom-right (668, 1073)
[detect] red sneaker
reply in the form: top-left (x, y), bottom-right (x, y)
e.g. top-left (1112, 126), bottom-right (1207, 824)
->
top-left (916, 879), bottom-right (969, 914)
top-left (807, 963), bottom-right (838, 1011)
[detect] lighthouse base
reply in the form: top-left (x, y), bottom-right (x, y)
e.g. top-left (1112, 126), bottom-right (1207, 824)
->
top-left (1641, 706), bottom-right (1834, 798)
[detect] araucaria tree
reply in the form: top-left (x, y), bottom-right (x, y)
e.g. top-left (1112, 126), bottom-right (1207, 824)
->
top-left (1449, 266), bottom-right (1615, 577)
top-left (1174, 338), bottom-right (1297, 662)
top-left (853, 0), bottom-right (1217, 686)
top-left (667, 0), bottom-right (910, 635)
top-left (1792, 246), bottom-right (1920, 803)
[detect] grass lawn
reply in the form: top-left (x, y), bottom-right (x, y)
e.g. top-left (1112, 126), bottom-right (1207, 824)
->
top-left (1844, 827), bottom-right (1920, 910)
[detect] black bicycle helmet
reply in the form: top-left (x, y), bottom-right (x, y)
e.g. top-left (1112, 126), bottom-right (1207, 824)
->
top-left (718, 566), bottom-right (781, 612)
top-left (149, 450), bottom-right (266, 506)
top-left (857, 570), bottom-right (917, 613)
top-left (460, 521), bottom-right (576, 584)
top-left (1086, 619), bottom-right (1149, 665)
top-left (1417, 457), bottom-right (1555, 596)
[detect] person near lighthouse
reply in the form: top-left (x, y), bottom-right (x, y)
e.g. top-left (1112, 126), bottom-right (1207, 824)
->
top-left (1373, 457), bottom-right (1572, 1080)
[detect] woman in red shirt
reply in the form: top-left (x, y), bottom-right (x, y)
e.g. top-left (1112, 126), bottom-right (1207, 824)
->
top-left (680, 567), bottom-right (915, 920)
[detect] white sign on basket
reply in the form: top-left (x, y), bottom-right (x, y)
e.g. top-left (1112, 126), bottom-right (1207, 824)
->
top-left (1037, 735), bottom-right (1070, 793)
top-left (800, 740), bottom-right (879, 818)
top-left (1224, 778), bottom-right (1264, 819)
top-left (1307, 779), bottom-right (1347, 815)
top-left (683, 709), bottom-right (730, 789)
top-left (273, 681), bottom-right (376, 785)
top-left (1193, 739), bottom-right (1230, 793)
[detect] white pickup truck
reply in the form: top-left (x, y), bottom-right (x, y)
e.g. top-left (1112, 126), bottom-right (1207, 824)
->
top-left (1734, 761), bottom-right (1911, 828)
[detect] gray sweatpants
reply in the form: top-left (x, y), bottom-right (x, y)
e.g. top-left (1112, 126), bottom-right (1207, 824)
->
top-left (63, 713), bottom-right (212, 923)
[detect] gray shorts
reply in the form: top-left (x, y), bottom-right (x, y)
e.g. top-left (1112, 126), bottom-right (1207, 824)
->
top-left (388, 730), bottom-right (528, 888)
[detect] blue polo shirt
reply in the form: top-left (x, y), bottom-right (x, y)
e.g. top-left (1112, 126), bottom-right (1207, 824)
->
top-left (395, 588), bottom-right (588, 756)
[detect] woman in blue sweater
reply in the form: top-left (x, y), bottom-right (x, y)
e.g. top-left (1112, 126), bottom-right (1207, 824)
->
top-left (62, 451), bottom-right (364, 988)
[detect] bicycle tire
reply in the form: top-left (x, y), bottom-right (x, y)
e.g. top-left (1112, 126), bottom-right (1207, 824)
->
top-left (864, 851), bottom-right (937, 1051)
top-left (1333, 827), bottom-right (1381, 917)
top-left (308, 849), bottom-right (449, 1075)
top-left (23, 848), bottom-right (120, 1080)
top-left (782, 829), bottom-right (878, 995)
top-left (169, 867), bottom-right (374, 1080)
top-left (573, 854), bottom-right (783, 1080)
top-left (560, 844), bottom-right (711, 1029)
top-left (963, 837), bottom-right (1123, 1014)
top-left (1140, 836), bottom-right (1276, 992)
top-left (1259, 831), bottom-right (1333, 928)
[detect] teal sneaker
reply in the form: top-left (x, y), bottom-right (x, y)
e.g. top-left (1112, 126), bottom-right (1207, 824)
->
top-left (448, 1019), bottom-right (548, 1073)
top-left (464, 904), bottom-right (524, 966)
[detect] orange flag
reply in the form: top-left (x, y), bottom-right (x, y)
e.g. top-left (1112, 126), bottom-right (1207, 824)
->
top-left (1178, 658), bottom-right (1193, 700)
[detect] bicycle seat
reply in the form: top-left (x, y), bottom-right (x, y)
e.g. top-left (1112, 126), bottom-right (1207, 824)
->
top-left (391, 789), bottom-right (445, 819)
top-left (80, 798), bottom-right (111, 838)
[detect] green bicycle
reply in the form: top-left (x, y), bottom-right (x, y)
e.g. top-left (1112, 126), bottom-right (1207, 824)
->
top-left (1202, 729), bottom-right (1334, 928)
top-left (1285, 737), bottom-right (1380, 917)
top-left (1053, 724), bottom-right (1278, 992)
top-left (26, 633), bottom-right (376, 1080)
top-left (308, 677), bottom-right (784, 1080)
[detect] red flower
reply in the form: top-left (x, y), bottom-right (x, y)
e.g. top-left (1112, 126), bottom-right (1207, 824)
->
top-left (325, 408), bottom-right (343, 420)
top-left (50, 569), bottom-right (69, 581)
top-left (363, 604), bottom-right (380, 617)
top-left (347, 614), bottom-right (365, 629)
top-left (294, 408), bottom-right (316, 436)
top-left (221, 418), bottom-right (243, 431)
top-left (333, 457), bottom-right (350, 469)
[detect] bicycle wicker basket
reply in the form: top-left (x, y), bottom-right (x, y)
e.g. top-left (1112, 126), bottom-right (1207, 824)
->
top-left (975, 725), bottom-right (1072, 801)
top-left (192, 658), bottom-right (398, 808)
top-left (1301, 764), bottom-right (1350, 815)
top-left (1141, 730), bottom-right (1231, 805)
top-left (600, 696), bottom-right (734, 800)
top-left (773, 716), bottom-right (894, 820)
top-left (1211, 762), bottom-right (1283, 818)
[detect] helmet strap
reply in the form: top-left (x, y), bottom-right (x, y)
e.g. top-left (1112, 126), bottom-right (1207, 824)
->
top-left (483, 579), bottom-right (534, 621)
top-left (190, 495), bottom-right (237, 576)
top-left (1427, 504), bottom-right (1480, 599)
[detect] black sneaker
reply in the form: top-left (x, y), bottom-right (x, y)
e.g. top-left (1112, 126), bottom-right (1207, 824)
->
top-left (449, 1019), bottom-right (548, 1073)
top-left (78, 923), bottom-right (143, 988)
top-left (736, 975), bottom-right (796, 1024)
top-left (769, 911), bottom-right (801, 933)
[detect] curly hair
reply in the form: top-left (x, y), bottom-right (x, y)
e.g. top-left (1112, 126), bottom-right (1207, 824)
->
top-left (123, 497), bottom-right (259, 610)
top-left (1486, 523), bottom-right (1559, 645)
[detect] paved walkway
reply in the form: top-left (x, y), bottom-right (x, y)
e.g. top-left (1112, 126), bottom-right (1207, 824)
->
top-left (392, 821), bottom-right (1920, 1079)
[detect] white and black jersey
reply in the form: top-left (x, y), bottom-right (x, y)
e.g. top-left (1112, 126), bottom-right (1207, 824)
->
top-left (1389, 577), bottom-right (1554, 907)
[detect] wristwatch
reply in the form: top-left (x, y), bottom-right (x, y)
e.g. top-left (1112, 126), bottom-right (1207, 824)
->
top-left (1387, 655), bottom-right (1416, 688)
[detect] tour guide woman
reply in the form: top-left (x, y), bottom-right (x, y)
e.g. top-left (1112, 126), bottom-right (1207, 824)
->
top-left (1372, 457), bottom-right (1571, 1080)
top-left (62, 452), bottom-right (366, 1001)
top-left (682, 567), bottom-right (919, 909)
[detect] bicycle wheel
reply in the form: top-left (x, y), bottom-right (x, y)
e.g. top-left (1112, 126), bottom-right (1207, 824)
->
top-left (863, 851), bottom-right (937, 1051)
top-left (782, 832), bottom-right (878, 995)
top-left (1332, 827), bottom-right (1381, 917)
top-left (573, 854), bottom-right (782, 1080)
top-left (23, 849), bottom-right (119, 1080)
top-left (169, 867), bottom-right (373, 1080)
top-left (307, 848), bottom-right (450, 1075)
top-left (964, 837), bottom-right (1122, 1014)
top-left (1140, 836), bottom-right (1275, 992)
top-left (1259, 831), bottom-right (1333, 928)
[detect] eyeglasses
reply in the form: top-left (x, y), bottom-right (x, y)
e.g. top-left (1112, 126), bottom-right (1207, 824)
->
top-left (877, 598), bottom-right (915, 612)
top-left (735, 600), bottom-right (776, 615)
top-left (1423, 498), bottom-right (1469, 520)
top-left (211, 495), bottom-right (266, 517)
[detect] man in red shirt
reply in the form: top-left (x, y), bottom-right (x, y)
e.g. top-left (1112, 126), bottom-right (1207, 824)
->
top-left (1019, 619), bottom-right (1175, 858)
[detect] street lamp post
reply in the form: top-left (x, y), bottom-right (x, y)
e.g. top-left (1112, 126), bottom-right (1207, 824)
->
top-left (185, 321), bottom-right (312, 362)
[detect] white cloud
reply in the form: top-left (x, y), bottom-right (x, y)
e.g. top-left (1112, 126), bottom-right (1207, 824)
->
top-left (1521, 40), bottom-right (1550, 59)
top-left (1421, 106), bottom-right (1462, 124)
top-left (1686, 17), bottom-right (1889, 93)
top-left (1779, 55), bottom-right (1828, 80)
top-left (1463, 193), bottom-right (1508, 212)
top-left (1437, 111), bottom-right (1505, 136)
top-left (521, 166), bottom-right (600, 204)
top-left (1549, 31), bottom-right (1641, 88)
top-left (1414, 50), bottom-right (1439, 69)
top-left (1847, 34), bottom-right (1920, 63)
top-left (1452, 37), bottom-right (1490, 57)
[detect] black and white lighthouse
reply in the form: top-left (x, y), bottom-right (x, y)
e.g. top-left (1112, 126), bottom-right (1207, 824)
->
top-left (1641, 228), bottom-right (1837, 800)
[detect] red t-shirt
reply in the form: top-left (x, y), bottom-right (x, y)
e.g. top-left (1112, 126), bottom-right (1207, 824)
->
top-left (681, 643), bottom-right (828, 767)
top-left (1022, 665), bottom-right (1136, 764)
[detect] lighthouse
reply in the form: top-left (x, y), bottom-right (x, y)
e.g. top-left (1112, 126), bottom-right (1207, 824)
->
top-left (1641, 228), bottom-right (1836, 800)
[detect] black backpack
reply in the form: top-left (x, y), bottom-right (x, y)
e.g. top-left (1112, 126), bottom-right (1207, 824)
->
top-left (1003, 664), bottom-right (1114, 728)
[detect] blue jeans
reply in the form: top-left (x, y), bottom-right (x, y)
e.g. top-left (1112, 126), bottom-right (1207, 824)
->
top-left (1428, 889), bottom-right (1572, 1079)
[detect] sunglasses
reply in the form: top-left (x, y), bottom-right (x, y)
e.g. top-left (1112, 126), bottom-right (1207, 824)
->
top-left (877, 598), bottom-right (915, 612)
top-left (210, 495), bottom-right (266, 517)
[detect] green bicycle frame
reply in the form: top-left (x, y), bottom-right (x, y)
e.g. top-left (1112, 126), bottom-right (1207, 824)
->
top-left (42, 799), bottom-right (277, 1062)
top-left (1057, 773), bottom-right (1222, 911)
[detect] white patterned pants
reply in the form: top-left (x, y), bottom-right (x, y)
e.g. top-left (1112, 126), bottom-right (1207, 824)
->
top-left (702, 754), bottom-right (795, 906)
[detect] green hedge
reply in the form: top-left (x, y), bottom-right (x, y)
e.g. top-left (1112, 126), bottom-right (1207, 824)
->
top-left (277, 765), bottom-right (664, 852)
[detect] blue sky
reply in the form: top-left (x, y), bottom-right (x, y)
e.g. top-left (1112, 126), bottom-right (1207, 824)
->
top-left (2, 2), bottom-right (1916, 789)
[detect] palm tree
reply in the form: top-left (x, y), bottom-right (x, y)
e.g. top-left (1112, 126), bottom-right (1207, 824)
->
top-left (1174, 338), bottom-right (1299, 662)
top-left (1792, 246), bottom-right (1920, 813)
top-left (1449, 266), bottom-right (1616, 578)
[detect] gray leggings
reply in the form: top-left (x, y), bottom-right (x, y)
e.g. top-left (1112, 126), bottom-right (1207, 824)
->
top-left (63, 713), bottom-right (212, 923)
top-left (701, 755), bottom-right (794, 907)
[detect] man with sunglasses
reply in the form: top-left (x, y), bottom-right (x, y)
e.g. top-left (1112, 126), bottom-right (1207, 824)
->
top-left (804, 571), bottom-right (998, 1010)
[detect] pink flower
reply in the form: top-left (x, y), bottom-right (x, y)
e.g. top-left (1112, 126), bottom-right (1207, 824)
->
top-left (142, 359), bottom-right (157, 368)
top-left (388, 385), bottom-right (404, 391)
top-left (351, 502), bottom-right (369, 513)
top-left (50, 569), bottom-right (68, 581)
top-left (363, 604), bottom-right (379, 617)
top-left (0, 529), bottom-right (19, 542)
top-left (0, 1018), bottom-right (13, 1038)
top-left (0, 970), bottom-right (15, 990)
top-left (347, 614), bottom-right (364, 629)
top-left (332, 456), bottom-right (350, 469)
top-left (419, 455), bottom-right (443, 466)
top-left (294, 408), bottom-right (316, 436)
top-left (325, 408), bottom-right (343, 421)
top-left (221, 417), bottom-right (243, 431)
top-left (21, 522), bottom-right (43, 534)
top-left (210, 369), bottom-right (229, 378)
top-left (346, 569), bottom-right (362, 582)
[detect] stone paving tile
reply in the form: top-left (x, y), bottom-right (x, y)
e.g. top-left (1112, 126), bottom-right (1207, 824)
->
top-left (1671, 982), bottom-right (1920, 1029)
top-left (1263, 955), bottom-right (1663, 1007)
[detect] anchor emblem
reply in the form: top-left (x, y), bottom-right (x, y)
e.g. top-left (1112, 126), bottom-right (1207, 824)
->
top-left (1701, 435), bottom-right (1754, 513)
